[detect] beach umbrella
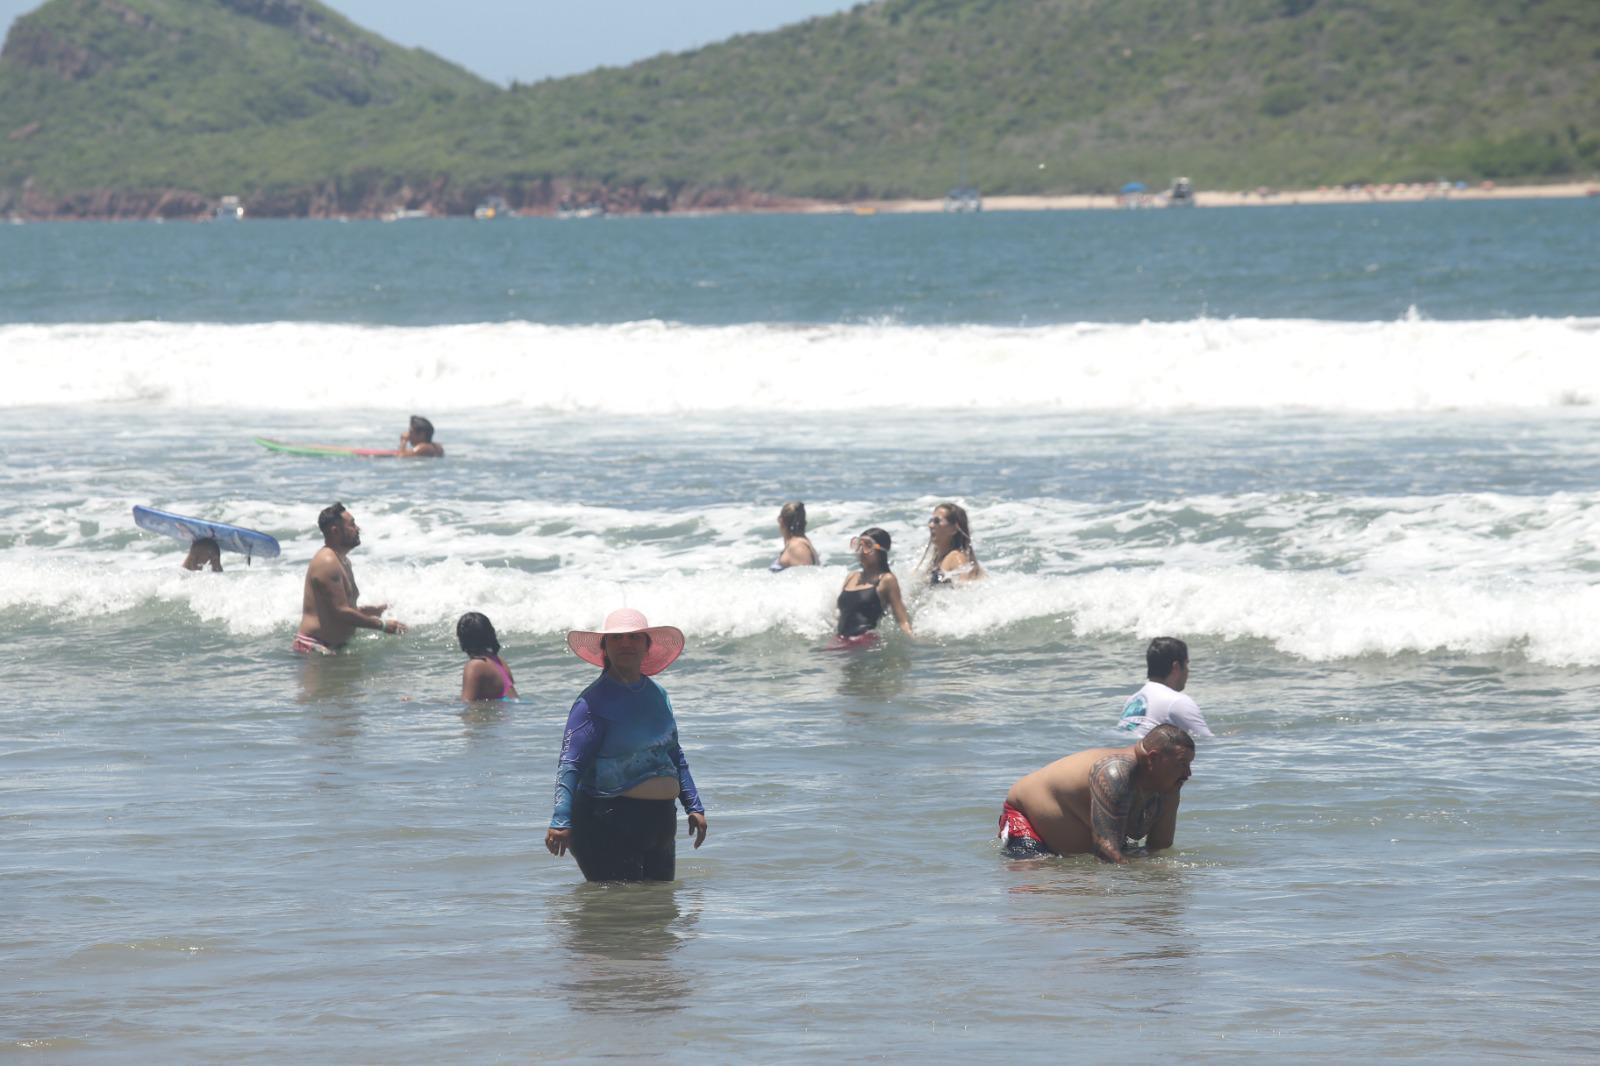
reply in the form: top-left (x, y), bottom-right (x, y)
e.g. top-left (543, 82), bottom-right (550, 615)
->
top-left (1121, 181), bottom-right (1147, 194)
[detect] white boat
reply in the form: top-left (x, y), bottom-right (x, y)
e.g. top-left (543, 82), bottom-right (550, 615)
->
top-left (213, 196), bottom-right (244, 221)
top-left (556, 198), bottom-right (606, 219)
top-left (943, 185), bottom-right (982, 213)
top-left (383, 208), bottom-right (431, 222)
top-left (1168, 177), bottom-right (1195, 207)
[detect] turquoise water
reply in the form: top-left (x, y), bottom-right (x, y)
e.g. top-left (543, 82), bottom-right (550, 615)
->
top-left (3, 202), bottom-right (1600, 1061)
top-left (3, 200), bottom-right (1596, 324)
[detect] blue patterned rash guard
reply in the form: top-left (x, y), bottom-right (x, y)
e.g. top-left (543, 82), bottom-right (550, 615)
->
top-left (550, 672), bottom-right (705, 830)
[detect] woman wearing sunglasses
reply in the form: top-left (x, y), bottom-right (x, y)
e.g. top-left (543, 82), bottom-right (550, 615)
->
top-left (828, 527), bottom-right (914, 649)
top-left (919, 502), bottom-right (984, 585)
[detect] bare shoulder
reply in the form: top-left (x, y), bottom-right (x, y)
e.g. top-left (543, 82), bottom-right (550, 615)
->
top-left (307, 546), bottom-right (340, 576)
top-left (877, 571), bottom-right (902, 595)
top-left (1089, 752), bottom-right (1136, 796)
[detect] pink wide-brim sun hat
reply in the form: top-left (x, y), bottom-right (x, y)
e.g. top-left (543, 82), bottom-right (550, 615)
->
top-left (566, 608), bottom-right (685, 676)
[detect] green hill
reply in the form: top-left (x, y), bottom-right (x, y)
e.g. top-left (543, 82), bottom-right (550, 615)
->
top-left (0, 0), bottom-right (491, 214)
top-left (3, 0), bottom-right (1598, 217)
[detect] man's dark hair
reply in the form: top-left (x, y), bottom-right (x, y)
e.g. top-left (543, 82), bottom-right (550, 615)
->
top-left (1146, 637), bottom-right (1189, 680)
top-left (409, 415), bottom-right (435, 442)
top-left (1142, 723), bottom-right (1195, 756)
top-left (317, 502), bottom-right (347, 537)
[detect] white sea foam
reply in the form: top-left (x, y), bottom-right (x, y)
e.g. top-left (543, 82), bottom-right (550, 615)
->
top-left (6, 491), bottom-right (1599, 664)
top-left (6, 316), bottom-right (1600, 412)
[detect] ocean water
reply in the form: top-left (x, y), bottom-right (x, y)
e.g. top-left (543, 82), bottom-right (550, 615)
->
top-left (2, 203), bottom-right (1599, 1062)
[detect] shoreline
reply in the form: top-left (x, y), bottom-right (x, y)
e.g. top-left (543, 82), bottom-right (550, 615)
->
top-left (797, 180), bottom-right (1600, 215)
top-left (4, 180), bottom-right (1595, 223)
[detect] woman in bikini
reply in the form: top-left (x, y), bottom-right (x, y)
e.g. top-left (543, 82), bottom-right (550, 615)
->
top-left (458, 612), bottom-right (519, 701)
top-left (918, 502), bottom-right (983, 586)
top-left (771, 500), bottom-right (821, 571)
top-left (829, 526), bottom-right (914, 648)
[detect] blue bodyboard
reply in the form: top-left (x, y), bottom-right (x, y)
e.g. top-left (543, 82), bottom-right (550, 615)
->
top-left (132, 505), bottom-right (281, 561)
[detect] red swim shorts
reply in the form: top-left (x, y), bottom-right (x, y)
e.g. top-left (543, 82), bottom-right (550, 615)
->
top-left (997, 801), bottom-right (1055, 857)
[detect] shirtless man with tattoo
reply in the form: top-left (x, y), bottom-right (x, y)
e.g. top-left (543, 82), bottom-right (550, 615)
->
top-left (292, 502), bottom-right (407, 655)
top-left (997, 724), bottom-right (1195, 863)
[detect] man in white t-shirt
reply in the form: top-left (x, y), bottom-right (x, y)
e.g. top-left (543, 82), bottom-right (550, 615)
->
top-left (1118, 637), bottom-right (1213, 739)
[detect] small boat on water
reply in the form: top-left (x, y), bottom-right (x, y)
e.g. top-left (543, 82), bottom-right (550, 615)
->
top-left (943, 185), bottom-right (981, 213)
top-left (473, 196), bottom-right (510, 220)
top-left (383, 208), bottom-right (431, 222)
top-left (556, 198), bottom-right (606, 219)
top-left (213, 195), bottom-right (244, 221)
top-left (1168, 177), bottom-right (1195, 207)
top-left (1119, 181), bottom-right (1151, 208)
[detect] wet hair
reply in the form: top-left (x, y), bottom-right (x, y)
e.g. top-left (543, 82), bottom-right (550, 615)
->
top-left (409, 415), bottom-right (435, 442)
top-left (317, 502), bottom-right (347, 537)
top-left (921, 501), bottom-right (980, 574)
top-left (183, 537), bottom-right (221, 570)
top-left (599, 631), bottom-right (652, 671)
top-left (779, 501), bottom-right (807, 536)
top-left (457, 612), bottom-right (500, 657)
top-left (859, 526), bottom-right (892, 571)
top-left (1141, 723), bottom-right (1195, 756)
top-left (1146, 637), bottom-right (1189, 681)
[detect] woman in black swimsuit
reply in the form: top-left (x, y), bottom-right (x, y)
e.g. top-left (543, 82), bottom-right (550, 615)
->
top-left (919, 502), bottom-right (983, 585)
top-left (830, 526), bottom-right (914, 648)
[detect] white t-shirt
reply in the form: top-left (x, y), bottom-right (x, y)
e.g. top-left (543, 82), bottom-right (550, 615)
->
top-left (1118, 680), bottom-right (1212, 739)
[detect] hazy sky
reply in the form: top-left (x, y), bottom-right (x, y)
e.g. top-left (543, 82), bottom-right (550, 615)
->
top-left (0, 0), bottom-right (860, 84)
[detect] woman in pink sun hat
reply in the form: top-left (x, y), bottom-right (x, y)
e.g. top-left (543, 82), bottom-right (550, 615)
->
top-left (544, 608), bottom-right (708, 882)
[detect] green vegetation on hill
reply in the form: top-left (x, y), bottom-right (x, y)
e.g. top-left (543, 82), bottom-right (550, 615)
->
top-left (2, 0), bottom-right (1598, 216)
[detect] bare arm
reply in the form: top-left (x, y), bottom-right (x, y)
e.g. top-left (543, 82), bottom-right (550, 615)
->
top-left (878, 573), bottom-right (914, 636)
top-left (779, 538), bottom-right (818, 567)
top-left (400, 441), bottom-right (443, 458)
top-left (1088, 755), bottom-right (1137, 863)
top-left (1144, 787), bottom-right (1182, 852)
top-left (944, 548), bottom-right (982, 582)
top-left (309, 556), bottom-right (387, 631)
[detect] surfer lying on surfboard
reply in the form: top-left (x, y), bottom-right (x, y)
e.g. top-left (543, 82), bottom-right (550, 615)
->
top-left (399, 415), bottom-right (444, 458)
top-left (255, 416), bottom-right (443, 459)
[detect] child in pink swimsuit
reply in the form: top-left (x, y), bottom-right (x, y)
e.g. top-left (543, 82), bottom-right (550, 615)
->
top-left (458, 612), bottom-right (519, 701)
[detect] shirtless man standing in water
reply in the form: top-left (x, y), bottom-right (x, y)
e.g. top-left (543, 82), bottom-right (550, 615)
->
top-left (998, 724), bottom-right (1195, 863)
top-left (292, 502), bottom-right (407, 655)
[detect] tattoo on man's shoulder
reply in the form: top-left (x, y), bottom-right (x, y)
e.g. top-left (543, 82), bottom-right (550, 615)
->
top-left (1089, 754), bottom-right (1136, 858)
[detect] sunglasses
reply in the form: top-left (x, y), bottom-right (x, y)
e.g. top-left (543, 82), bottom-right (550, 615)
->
top-left (850, 536), bottom-right (887, 554)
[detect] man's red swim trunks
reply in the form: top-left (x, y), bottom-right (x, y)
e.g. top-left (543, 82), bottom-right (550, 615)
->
top-left (997, 801), bottom-right (1056, 858)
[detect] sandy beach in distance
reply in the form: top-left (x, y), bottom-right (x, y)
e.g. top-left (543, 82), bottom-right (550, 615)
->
top-left (803, 180), bottom-right (1600, 214)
